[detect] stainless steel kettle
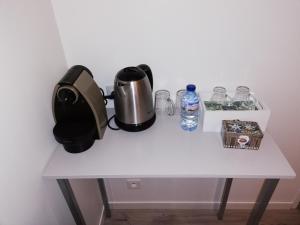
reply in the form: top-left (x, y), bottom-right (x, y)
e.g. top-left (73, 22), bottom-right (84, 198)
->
top-left (114, 64), bottom-right (155, 131)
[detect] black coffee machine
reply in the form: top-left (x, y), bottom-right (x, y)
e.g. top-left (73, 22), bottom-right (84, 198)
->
top-left (52, 65), bottom-right (107, 153)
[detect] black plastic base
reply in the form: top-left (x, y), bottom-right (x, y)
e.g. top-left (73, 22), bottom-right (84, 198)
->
top-left (53, 121), bottom-right (97, 154)
top-left (62, 139), bottom-right (95, 153)
top-left (115, 114), bottom-right (156, 132)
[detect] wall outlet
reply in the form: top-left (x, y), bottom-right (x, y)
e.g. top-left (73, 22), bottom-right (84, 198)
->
top-left (106, 85), bottom-right (114, 96)
top-left (126, 179), bottom-right (141, 189)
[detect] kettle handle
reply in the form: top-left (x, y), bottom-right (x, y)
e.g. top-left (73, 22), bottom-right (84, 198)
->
top-left (137, 64), bottom-right (153, 90)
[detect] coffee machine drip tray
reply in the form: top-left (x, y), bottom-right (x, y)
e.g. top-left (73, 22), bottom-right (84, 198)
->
top-left (53, 121), bottom-right (96, 153)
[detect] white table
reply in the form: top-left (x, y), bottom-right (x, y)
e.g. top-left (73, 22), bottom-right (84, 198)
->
top-left (43, 116), bottom-right (296, 225)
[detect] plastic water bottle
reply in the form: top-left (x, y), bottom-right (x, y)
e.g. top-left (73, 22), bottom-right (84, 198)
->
top-left (180, 84), bottom-right (200, 131)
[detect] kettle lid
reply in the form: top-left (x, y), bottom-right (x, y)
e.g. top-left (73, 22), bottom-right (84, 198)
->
top-left (117, 67), bottom-right (145, 82)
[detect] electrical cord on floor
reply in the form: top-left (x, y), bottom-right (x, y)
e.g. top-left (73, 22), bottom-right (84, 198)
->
top-left (107, 115), bottom-right (120, 130)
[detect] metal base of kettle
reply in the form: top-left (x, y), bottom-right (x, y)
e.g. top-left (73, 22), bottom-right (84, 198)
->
top-left (115, 114), bottom-right (156, 132)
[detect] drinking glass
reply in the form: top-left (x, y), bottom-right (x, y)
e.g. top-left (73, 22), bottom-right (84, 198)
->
top-left (210, 86), bottom-right (227, 105)
top-left (232, 86), bottom-right (257, 110)
top-left (155, 90), bottom-right (175, 116)
top-left (175, 89), bottom-right (185, 115)
top-left (233, 86), bottom-right (250, 102)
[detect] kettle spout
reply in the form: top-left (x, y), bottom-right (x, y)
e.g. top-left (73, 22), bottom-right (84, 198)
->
top-left (116, 80), bottom-right (129, 96)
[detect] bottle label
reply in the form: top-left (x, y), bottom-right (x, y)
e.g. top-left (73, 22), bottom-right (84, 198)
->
top-left (183, 101), bottom-right (199, 112)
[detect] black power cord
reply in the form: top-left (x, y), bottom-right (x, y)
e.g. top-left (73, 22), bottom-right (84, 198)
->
top-left (107, 115), bottom-right (120, 130)
top-left (104, 92), bottom-right (115, 100)
top-left (99, 88), bottom-right (119, 130)
top-left (99, 88), bottom-right (108, 105)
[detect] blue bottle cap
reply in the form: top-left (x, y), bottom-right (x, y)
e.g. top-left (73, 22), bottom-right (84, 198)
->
top-left (186, 84), bottom-right (196, 92)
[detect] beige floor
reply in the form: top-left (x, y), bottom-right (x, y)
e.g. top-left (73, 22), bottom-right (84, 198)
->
top-left (104, 209), bottom-right (300, 225)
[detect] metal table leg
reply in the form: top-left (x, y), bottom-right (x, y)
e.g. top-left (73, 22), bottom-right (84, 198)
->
top-left (246, 179), bottom-right (279, 225)
top-left (217, 178), bottom-right (233, 220)
top-left (97, 179), bottom-right (111, 218)
top-left (57, 179), bottom-right (86, 225)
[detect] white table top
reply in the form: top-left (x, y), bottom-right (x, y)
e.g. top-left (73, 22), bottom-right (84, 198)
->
top-left (43, 116), bottom-right (296, 179)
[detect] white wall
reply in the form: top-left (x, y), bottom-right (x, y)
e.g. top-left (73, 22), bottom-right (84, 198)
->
top-left (0, 1), bottom-right (74, 224)
top-left (51, 0), bottom-right (300, 209)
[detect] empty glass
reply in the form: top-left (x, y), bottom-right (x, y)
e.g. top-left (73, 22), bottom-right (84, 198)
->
top-left (155, 90), bottom-right (175, 116)
top-left (233, 86), bottom-right (250, 102)
top-left (232, 86), bottom-right (257, 110)
top-left (210, 86), bottom-right (227, 105)
top-left (175, 89), bottom-right (185, 115)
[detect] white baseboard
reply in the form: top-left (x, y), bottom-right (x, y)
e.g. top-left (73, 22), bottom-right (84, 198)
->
top-left (109, 201), bottom-right (294, 210)
top-left (292, 189), bottom-right (300, 208)
top-left (98, 206), bottom-right (105, 225)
